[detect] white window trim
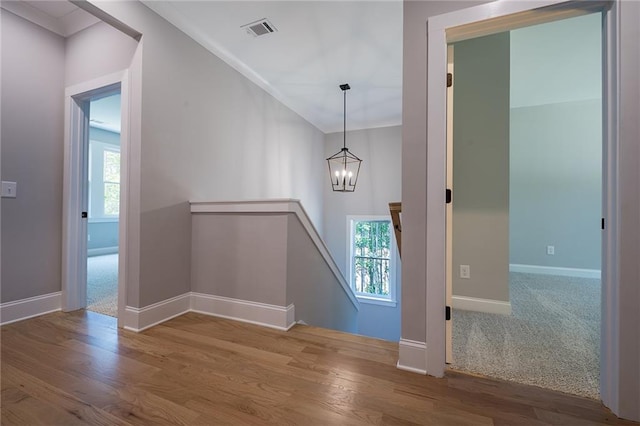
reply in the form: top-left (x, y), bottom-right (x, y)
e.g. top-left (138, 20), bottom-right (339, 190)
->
top-left (347, 215), bottom-right (397, 305)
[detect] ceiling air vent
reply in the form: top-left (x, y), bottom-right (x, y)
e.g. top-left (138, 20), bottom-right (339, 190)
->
top-left (241, 18), bottom-right (277, 37)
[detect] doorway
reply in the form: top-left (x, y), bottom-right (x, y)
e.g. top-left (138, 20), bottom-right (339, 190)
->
top-left (86, 92), bottom-right (122, 317)
top-left (63, 71), bottom-right (130, 327)
top-left (445, 13), bottom-right (603, 399)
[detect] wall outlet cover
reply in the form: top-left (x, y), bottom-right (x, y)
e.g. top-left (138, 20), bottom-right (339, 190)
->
top-left (1, 181), bottom-right (17, 198)
top-left (460, 264), bottom-right (471, 279)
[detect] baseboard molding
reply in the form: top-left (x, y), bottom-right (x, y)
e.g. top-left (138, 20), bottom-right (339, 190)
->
top-left (452, 295), bottom-right (512, 315)
top-left (509, 264), bottom-right (601, 279)
top-left (191, 293), bottom-right (295, 331)
top-left (88, 247), bottom-right (118, 257)
top-left (0, 292), bottom-right (62, 326)
top-left (124, 293), bottom-right (190, 332)
top-left (397, 339), bottom-right (427, 374)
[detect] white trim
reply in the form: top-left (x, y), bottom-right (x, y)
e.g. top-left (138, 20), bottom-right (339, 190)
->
top-left (0, 292), bottom-right (61, 326)
top-left (123, 293), bottom-right (191, 332)
top-left (356, 296), bottom-right (397, 308)
top-left (88, 247), bottom-right (118, 257)
top-left (191, 293), bottom-right (295, 331)
top-left (452, 296), bottom-right (512, 315)
top-left (509, 264), bottom-right (601, 279)
top-left (190, 199), bottom-right (359, 310)
top-left (63, 71), bottom-right (125, 315)
top-left (397, 339), bottom-right (427, 375)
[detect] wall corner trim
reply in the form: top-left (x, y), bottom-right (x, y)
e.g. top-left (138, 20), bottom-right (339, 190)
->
top-left (0, 292), bottom-right (62, 326)
top-left (191, 293), bottom-right (295, 331)
top-left (452, 295), bottom-right (512, 315)
top-left (124, 293), bottom-right (190, 332)
top-left (397, 339), bottom-right (427, 374)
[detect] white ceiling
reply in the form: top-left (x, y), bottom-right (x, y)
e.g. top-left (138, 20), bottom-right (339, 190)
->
top-left (0, 0), bottom-right (99, 37)
top-left (142, 1), bottom-right (403, 134)
top-left (91, 94), bottom-right (122, 134)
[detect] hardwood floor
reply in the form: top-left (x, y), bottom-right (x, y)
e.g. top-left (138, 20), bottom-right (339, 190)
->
top-left (1, 311), bottom-right (636, 425)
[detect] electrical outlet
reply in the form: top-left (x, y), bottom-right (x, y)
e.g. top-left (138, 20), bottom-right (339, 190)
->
top-left (547, 245), bottom-right (555, 255)
top-left (460, 265), bottom-right (470, 279)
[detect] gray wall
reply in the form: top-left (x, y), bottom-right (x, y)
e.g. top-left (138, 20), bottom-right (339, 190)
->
top-left (452, 33), bottom-right (510, 302)
top-left (510, 100), bottom-right (601, 270)
top-left (402, 0), bottom-right (487, 343)
top-left (0, 15), bottom-right (137, 304)
top-left (65, 21), bottom-right (139, 87)
top-left (323, 125), bottom-right (402, 340)
top-left (191, 213), bottom-right (288, 306)
top-left (509, 14), bottom-right (602, 271)
top-left (287, 215), bottom-right (358, 333)
top-left (1, 10), bottom-right (65, 303)
top-left (90, 1), bottom-right (326, 309)
top-left (191, 211), bottom-right (357, 333)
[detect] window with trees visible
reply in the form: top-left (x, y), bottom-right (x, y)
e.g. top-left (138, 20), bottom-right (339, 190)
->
top-left (348, 217), bottom-right (396, 305)
top-left (89, 141), bottom-right (120, 219)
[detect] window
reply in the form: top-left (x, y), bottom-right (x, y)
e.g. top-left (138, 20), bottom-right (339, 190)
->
top-left (89, 141), bottom-right (120, 219)
top-left (348, 216), bottom-right (397, 305)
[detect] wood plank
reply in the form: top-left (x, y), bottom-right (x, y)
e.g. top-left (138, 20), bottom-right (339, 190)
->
top-left (1, 312), bottom-right (636, 426)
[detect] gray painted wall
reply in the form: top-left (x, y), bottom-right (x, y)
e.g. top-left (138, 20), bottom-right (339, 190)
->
top-left (509, 15), bottom-right (602, 271)
top-left (191, 213), bottom-right (288, 306)
top-left (191, 211), bottom-right (357, 333)
top-left (323, 125), bottom-right (402, 341)
top-left (89, 1), bottom-right (326, 309)
top-left (1, 10), bottom-right (65, 303)
top-left (510, 100), bottom-right (601, 270)
top-left (402, 0), bottom-right (487, 343)
top-left (287, 215), bottom-right (358, 333)
top-left (452, 33), bottom-right (510, 302)
top-left (65, 21), bottom-right (139, 87)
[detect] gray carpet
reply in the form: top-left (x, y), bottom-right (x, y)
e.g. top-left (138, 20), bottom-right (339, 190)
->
top-left (451, 272), bottom-right (600, 399)
top-left (87, 253), bottom-right (118, 317)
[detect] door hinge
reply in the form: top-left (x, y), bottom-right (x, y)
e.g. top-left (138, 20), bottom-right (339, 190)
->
top-left (601, 217), bottom-right (605, 230)
top-left (446, 305), bottom-right (451, 321)
top-left (446, 189), bottom-right (452, 204)
top-left (447, 72), bottom-right (453, 88)
top-left (81, 211), bottom-right (88, 218)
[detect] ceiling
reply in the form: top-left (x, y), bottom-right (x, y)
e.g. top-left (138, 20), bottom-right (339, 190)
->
top-left (3, 0), bottom-right (403, 134)
top-left (0, 0), bottom-right (99, 37)
top-left (142, 1), bottom-right (403, 134)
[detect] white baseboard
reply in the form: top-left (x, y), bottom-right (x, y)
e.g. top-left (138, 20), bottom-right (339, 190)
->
top-left (191, 293), bottom-right (295, 331)
top-left (452, 295), bottom-right (512, 315)
top-left (124, 293), bottom-right (190, 332)
top-left (397, 339), bottom-right (427, 374)
top-left (0, 292), bottom-right (61, 326)
top-left (509, 264), bottom-right (601, 279)
top-left (88, 247), bottom-right (118, 257)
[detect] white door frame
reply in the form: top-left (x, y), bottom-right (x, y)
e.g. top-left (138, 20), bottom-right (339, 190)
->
top-left (62, 70), bottom-right (130, 326)
top-left (426, 0), bottom-right (619, 409)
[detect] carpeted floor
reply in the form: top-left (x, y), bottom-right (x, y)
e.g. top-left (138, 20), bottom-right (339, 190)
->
top-left (450, 272), bottom-right (600, 399)
top-left (87, 253), bottom-right (118, 317)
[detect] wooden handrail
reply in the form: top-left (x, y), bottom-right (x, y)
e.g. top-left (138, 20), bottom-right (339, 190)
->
top-left (389, 202), bottom-right (401, 258)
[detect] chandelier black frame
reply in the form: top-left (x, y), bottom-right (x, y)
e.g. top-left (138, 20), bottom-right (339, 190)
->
top-left (326, 83), bottom-right (362, 192)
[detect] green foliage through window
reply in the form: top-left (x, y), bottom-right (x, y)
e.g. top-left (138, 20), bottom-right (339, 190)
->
top-left (352, 220), bottom-right (392, 297)
top-left (103, 150), bottom-right (120, 216)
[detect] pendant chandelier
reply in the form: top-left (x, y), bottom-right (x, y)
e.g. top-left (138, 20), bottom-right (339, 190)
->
top-left (327, 83), bottom-right (362, 192)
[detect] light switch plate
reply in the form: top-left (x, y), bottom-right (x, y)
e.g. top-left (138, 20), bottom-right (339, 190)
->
top-left (1, 181), bottom-right (17, 198)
